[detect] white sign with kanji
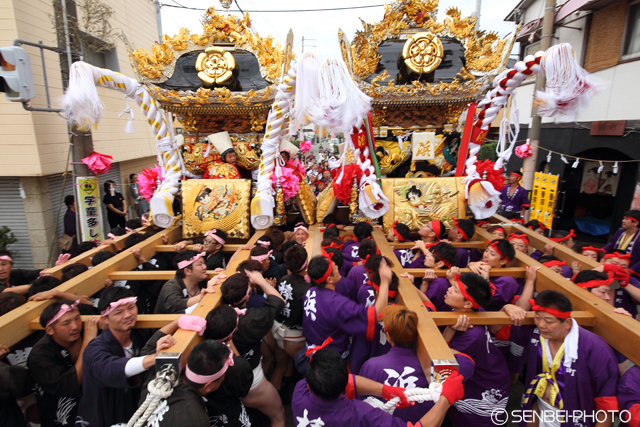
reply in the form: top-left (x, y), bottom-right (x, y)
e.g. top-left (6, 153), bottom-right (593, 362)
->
top-left (76, 176), bottom-right (105, 243)
top-left (411, 132), bottom-right (437, 161)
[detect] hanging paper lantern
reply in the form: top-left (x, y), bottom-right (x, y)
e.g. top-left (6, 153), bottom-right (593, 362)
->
top-left (515, 143), bottom-right (533, 159)
top-left (81, 151), bottom-right (113, 175)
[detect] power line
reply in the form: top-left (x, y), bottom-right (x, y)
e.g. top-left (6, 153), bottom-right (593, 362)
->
top-left (159, 3), bottom-right (385, 12)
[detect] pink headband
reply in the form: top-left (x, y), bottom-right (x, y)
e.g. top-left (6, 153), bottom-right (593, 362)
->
top-left (177, 252), bottom-right (206, 270)
top-left (217, 307), bottom-right (247, 342)
top-left (205, 230), bottom-right (225, 245)
top-left (101, 296), bottom-right (137, 316)
top-left (125, 227), bottom-right (138, 234)
top-left (0, 255), bottom-right (12, 262)
top-left (185, 344), bottom-right (234, 384)
top-left (294, 225), bottom-right (308, 234)
top-left (256, 240), bottom-right (271, 247)
top-left (46, 300), bottom-right (80, 327)
top-left (107, 233), bottom-right (116, 239)
top-left (250, 250), bottom-right (273, 263)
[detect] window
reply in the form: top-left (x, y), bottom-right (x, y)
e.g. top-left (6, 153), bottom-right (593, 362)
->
top-left (622, 1), bottom-right (640, 59)
top-left (81, 32), bottom-right (119, 72)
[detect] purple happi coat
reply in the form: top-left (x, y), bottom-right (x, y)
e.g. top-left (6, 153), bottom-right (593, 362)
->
top-left (302, 286), bottom-right (376, 356)
top-left (342, 240), bottom-right (362, 264)
top-left (486, 275), bottom-right (519, 311)
top-left (518, 325), bottom-right (619, 427)
top-left (425, 278), bottom-right (452, 312)
top-left (358, 347), bottom-right (475, 423)
top-left (292, 379), bottom-right (410, 427)
top-left (500, 185), bottom-right (530, 214)
top-left (455, 247), bottom-right (481, 268)
top-left (604, 228), bottom-right (640, 273)
top-left (447, 324), bottom-right (511, 427)
top-left (614, 276), bottom-right (640, 318)
top-left (617, 365), bottom-right (640, 427)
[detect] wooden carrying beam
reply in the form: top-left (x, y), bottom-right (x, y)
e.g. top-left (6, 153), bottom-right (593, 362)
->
top-left (429, 311), bottom-right (596, 326)
top-left (479, 223), bottom-right (640, 366)
top-left (162, 229), bottom-right (269, 364)
top-left (404, 267), bottom-right (526, 278)
top-left (0, 226), bottom-right (182, 347)
top-left (30, 314), bottom-right (182, 330)
top-left (108, 271), bottom-right (224, 281)
top-left (155, 244), bottom-right (247, 253)
top-left (371, 229), bottom-right (459, 378)
top-left (391, 241), bottom-right (487, 250)
top-left (41, 225), bottom-right (152, 279)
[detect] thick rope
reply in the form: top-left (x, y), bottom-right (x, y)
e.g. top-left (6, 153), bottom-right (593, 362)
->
top-left (127, 369), bottom-right (177, 427)
top-left (364, 383), bottom-right (443, 414)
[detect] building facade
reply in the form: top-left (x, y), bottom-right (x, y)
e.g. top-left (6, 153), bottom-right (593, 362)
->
top-left (504, 0), bottom-right (640, 240)
top-left (0, 0), bottom-right (160, 267)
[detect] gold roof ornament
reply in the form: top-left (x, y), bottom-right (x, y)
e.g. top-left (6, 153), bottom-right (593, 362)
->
top-left (196, 47), bottom-right (236, 86)
top-left (402, 32), bottom-right (443, 74)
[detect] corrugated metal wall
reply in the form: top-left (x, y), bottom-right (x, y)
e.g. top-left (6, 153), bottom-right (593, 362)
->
top-left (0, 178), bottom-right (34, 269)
top-left (48, 163), bottom-right (123, 242)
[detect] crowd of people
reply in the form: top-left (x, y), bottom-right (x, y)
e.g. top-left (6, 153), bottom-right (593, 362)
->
top-left (1, 179), bottom-right (640, 426)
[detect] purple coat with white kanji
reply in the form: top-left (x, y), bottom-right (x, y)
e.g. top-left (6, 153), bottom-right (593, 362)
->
top-left (604, 228), bottom-right (640, 274)
top-left (500, 185), bottom-right (530, 214)
top-left (519, 325), bottom-right (619, 427)
top-left (302, 286), bottom-right (376, 356)
top-left (292, 379), bottom-right (409, 427)
top-left (358, 347), bottom-right (475, 423)
top-left (342, 240), bottom-right (362, 264)
top-left (447, 324), bottom-right (511, 427)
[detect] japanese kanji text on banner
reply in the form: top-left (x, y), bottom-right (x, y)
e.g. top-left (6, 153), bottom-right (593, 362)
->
top-left (76, 176), bottom-right (105, 242)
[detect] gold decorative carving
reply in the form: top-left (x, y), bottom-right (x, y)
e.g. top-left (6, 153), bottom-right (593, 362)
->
top-left (375, 139), bottom-right (411, 175)
top-left (179, 113), bottom-right (198, 133)
top-left (182, 179), bottom-right (251, 239)
top-left (381, 177), bottom-right (467, 232)
top-left (195, 47), bottom-right (236, 86)
top-left (131, 8), bottom-right (284, 82)
top-left (371, 107), bottom-right (387, 127)
top-left (402, 32), bottom-right (443, 74)
top-left (445, 104), bottom-right (465, 124)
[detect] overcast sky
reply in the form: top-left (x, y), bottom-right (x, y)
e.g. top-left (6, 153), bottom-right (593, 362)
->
top-left (158, 0), bottom-right (521, 60)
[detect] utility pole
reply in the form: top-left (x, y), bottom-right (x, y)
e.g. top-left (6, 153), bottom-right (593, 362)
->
top-left (521, 0), bottom-right (556, 214)
top-left (154, 0), bottom-right (163, 44)
top-left (475, 0), bottom-right (482, 30)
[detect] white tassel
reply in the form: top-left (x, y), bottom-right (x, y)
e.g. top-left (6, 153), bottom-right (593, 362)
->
top-left (560, 155), bottom-right (570, 164)
top-left (63, 62), bottom-right (104, 129)
top-left (204, 141), bottom-right (211, 158)
top-left (572, 157), bottom-right (580, 168)
top-left (547, 151), bottom-right (552, 163)
top-left (613, 162), bottom-right (618, 174)
top-left (598, 161), bottom-right (604, 173)
top-left (19, 183), bottom-right (26, 199)
top-left (119, 97), bottom-right (135, 134)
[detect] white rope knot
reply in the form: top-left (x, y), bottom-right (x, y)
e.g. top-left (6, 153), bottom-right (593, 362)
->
top-left (364, 383), bottom-right (443, 414)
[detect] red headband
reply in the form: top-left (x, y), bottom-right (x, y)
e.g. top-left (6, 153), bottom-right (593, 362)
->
top-left (603, 252), bottom-right (631, 260)
top-left (508, 233), bottom-right (530, 246)
top-left (529, 299), bottom-right (571, 319)
top-left (305, 337), bottom-right (333, 359)
top-left (368, 279), bottom-right (397, 298)
top-left (487, 240), bottom-right (509, 261)
top-left (543, 260), bottom-right (566, 268)
top-left (549, 230), bottom-right (575, 243)
top-left (476, 220), bottom-right (489, 226)
top-left (528, 223), bottom-right (548, 230)
top-left (581, 246), bottom-right (604, 254)
top-left (455, 274), bottom-right (481, 309)
top-left (392, 221), bottom-right (406, 242)
top-left (319, 224), bottom-right (337, 232)
top-left (625, 215), bottom-right (639, 224)
top-left (452, 218), bottom-right (468, 240)
top-left (430, 220), bottom-right (442, 240)
top-left (312, 252), bottom-right (334, 284)
top-left (575, 272), bottom-right (614, 289)
top-left (510, 171), bottom-right (523, 178)
top-left (432, 249), bottom-right (452, 268)
top-left (493, 227), bottom-right (506, 236)
top-left (323, 242), bottom-right (344, 251)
